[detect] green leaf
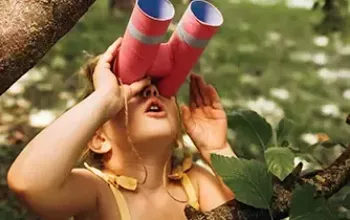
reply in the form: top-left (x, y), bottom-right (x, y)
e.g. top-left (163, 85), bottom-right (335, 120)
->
top-left (211, 154), bottom-right (273, 209)
top-left (276, 118), bottom-right (295, 143)
top-left (227, 110), bottom-right (272, 151)
top-left (264, 147), bottom-right (295, 181)
top-left (344, 194), bottom-right (350, 209)
top-left (290, 184), bottom-right (338, 220)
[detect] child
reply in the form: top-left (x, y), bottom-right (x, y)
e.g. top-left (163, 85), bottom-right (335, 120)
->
top-left (7, 38), bottom-right (235, 220)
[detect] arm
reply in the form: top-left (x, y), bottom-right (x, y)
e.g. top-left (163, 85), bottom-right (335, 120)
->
top-left (181, 74), bottom-right (235, 200)
top-left (199, 142), bottom-right (236, 200)
top-left (188, 164), bottom-right (231, 212)
top-left (7, 38), bottom-right (150, 219)
top-left (7, 89), bottom-right (110, 219)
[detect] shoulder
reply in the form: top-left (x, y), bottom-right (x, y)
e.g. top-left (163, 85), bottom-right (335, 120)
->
top-left (186, 163), bottom-right (229, 211)
top-left (186, 162), bottom-right (216, 187)
top-left (72, 168), bottom-right (123, 219)
top-left (71, 167), bottom-right (115, 197)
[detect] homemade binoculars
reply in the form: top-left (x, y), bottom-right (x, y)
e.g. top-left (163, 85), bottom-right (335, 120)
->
top-left (113, 0), bottom-right (223, 97)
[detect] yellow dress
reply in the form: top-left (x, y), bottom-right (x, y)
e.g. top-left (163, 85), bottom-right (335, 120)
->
top-left (84, 163), bottom-right (199, 220)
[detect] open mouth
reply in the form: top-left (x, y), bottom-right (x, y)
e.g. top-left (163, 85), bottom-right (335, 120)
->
top-left (145, 98), bottom-right (166, 117)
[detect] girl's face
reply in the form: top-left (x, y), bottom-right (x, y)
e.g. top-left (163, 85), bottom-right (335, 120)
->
top-left (104, 84), bottom-right (180, 146)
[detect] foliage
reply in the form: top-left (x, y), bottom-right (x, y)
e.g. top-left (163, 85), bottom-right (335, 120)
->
top-left (290, 184), bottom-right (337, 220)
top-left (212, 109), bottom-right (349, 219)
top-left (211, 154), bottom-right (273, 209)
top-left (1, 0), bottom-right (350, 218)
top-left (264, 147), bottom-right (295, 181)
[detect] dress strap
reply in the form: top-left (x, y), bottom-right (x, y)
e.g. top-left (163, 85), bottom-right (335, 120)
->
top-left (181, 173), bottom-right (200, 211)
top-left (84, 163), bottom-right (137, 220)
top-left (109, 185), bottom-right (131, 220)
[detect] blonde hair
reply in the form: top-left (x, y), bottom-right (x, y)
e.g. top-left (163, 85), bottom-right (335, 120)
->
top-left (77, 54), bottom-right (192, 183)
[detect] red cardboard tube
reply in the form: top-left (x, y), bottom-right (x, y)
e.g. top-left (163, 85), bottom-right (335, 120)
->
top-left (155, 0), bottom-right (223, 97)
top-left (113, 0), bottom-right (174, 84)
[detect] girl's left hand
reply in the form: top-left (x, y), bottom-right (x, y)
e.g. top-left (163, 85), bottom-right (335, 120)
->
top-left (181, 74), bottom-right (228, 156)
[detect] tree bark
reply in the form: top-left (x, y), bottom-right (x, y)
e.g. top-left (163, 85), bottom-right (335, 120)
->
top-left (0, 0), bottom-right (96, 95)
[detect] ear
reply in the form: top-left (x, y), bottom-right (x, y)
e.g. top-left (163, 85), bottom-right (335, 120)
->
top-left (88, 130), bottom-right (112, 154)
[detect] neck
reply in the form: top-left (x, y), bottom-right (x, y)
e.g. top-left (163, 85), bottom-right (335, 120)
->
top-left (103, 140), bottom-right (174, 190)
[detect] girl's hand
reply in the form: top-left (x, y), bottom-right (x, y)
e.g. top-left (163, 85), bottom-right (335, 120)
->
top-left (181, 74), bottom-right (229, 156)
top-left (93, 37), bottom-right (151, 119)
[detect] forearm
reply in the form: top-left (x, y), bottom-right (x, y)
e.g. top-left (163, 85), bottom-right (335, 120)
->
top-left (200, 142), bottom-right (236, 166)
top-left (8, 89), bottom-right (112, 191)
top-left (199, 142), bottom-right (236, 200)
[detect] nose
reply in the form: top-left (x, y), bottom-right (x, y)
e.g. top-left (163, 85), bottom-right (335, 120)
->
top-left (142, 84), bottom-right (159, 98)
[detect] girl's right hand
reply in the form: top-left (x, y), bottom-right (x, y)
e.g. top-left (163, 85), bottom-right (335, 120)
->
top-left (93, 37), bottom-right (151, 119)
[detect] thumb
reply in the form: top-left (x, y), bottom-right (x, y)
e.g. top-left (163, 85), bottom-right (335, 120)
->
top-left (123, 78), bottom-right (151, 99)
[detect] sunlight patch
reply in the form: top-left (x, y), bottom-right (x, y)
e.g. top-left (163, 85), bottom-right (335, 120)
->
top-left (312, 52), bottom-right (328, 65)
top-left (270, 88), bottom-right (290, 100)
top-left (29, 110), bottom-right (56, 128)
top-left (343, 89), bottom-right (350, 100)
top-left (321, 104), bottom-right (340, 117)
top-left (286, 0), bottom-right (313, 9)
top-left (246, 97), bottom-right (284, 128)
top-left (300, 133), bottom-right (318, 145)
top-left (313, 36), bottom-right (329, 47)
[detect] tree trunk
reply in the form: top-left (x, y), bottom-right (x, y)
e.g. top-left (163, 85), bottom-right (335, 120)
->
top-left (0, 0), bottom-right (96, 95)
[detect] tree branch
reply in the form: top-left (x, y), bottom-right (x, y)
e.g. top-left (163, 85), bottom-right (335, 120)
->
top-left (0, 0), bottom-right (96, 95)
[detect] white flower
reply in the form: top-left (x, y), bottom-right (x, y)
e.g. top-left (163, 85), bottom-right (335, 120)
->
top-left (267, 31), bottom-right (281, 42)
top-left (246, 97), bottom-right (284, 127)
top-left (287, 0), bottom-right (314, 8)
top-left (318, 68), bottom-right (337, 82)
top-left (321, 104), bottom-right (340, 117)
top-left (29, 110), bottom-right (56, 128)
top-left (301, 133), bottom-right (318, 145)
top-left (312, 52), bottom-right (328, 65)
top-left (343, 89), bottom-right (350, 100)
top-left (270, 88), bottom-right (290, 100)
top-left (318, 68), bottom-right (350, 82)
top-left (313, 36), bottom-right (329, 47)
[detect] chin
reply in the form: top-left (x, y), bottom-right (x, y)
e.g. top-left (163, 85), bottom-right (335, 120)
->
top-left (130, 121), bottom-right (176, 145)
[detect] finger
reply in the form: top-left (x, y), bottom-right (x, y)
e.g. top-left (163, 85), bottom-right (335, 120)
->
top-left (195, 75), bottom-right (211, 106)
top-left (99, 37), bottom-right (123, 65)
top-left (190, 74), bottom-right (204, 107)
top-left (123, 78), bottom-right (151, 99)
top-left (181, 105), bottom-right (191, 121)
top-left (207, 85), bottom-right (224, 110)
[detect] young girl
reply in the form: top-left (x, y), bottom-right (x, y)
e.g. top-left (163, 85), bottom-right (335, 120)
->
top-left (7, 38), bottom-right (236, 220)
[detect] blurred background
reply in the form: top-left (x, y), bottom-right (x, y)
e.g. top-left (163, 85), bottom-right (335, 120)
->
top-left (0, 0), bottom-right (350, 218)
